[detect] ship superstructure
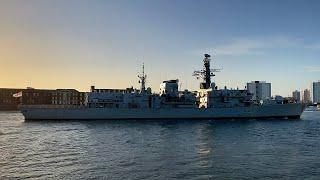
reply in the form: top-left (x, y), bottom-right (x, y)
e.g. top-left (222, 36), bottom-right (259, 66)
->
top-left (20, 54), bottom-right (304, 120)
top-left (192, 54), bottom-right (220, 89)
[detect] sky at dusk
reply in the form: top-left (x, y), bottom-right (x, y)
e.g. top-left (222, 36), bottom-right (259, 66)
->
top-left (1, 0), bottom-right (320, 96)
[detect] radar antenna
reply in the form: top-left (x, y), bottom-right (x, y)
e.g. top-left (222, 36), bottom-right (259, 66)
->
top-left (193, 54), bottom-right (221, 89)
top-left (138, 63), bottom-right (147, 93)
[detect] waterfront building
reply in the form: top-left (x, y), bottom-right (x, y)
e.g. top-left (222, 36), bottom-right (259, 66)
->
top-left (1, 87), bottom-right (87, 109)
top-left (0, 88), bottom-right (23, 110)
top-left (20, 88), bottom-right (55, 105)
top-left (246, 81), bottom-right (271, 101)
top-left (292, 90), bottom-right (301, 102)
top-left (302, 89), bottom-right (311, 104)
top-left (313, 81), bottom-right (320, 104)
top-left (0, 88), bottom-right (55, 109)
top-left (20, 88), bottom-right (87, 106)
top-left (52, 89), bottom-right (86, 106)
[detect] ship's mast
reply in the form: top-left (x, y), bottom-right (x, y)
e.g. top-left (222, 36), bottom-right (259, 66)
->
top-left (193, 54), bottom-right (220, 89)
top-left (138, 63), bottom-right (147, 93)
top-left (203, 54), bottom-right (212, 89)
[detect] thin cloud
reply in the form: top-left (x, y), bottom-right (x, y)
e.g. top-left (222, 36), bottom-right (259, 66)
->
top-left (209, 37), bottom-right (300, 56)
top-left (213, 39), bottom-right (264, 55)
top-left (304, 66), bottom-right (320, 72)
top-left (304, 43), bottom-right (320, 50)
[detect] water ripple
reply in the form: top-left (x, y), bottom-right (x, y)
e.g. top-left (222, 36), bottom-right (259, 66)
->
top-left (1, 112), bottom-right (320, 179)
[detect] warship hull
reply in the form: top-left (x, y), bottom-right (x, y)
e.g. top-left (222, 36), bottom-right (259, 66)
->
top-left (21, 103), bottom-right (304, 120)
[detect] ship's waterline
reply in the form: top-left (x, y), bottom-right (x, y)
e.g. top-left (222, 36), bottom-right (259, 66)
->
top-left (22, 103), bottom-right (303, 120)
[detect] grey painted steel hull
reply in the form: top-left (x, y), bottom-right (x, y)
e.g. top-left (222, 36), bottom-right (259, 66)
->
top-left (21, 103), bottom-right (304, 120)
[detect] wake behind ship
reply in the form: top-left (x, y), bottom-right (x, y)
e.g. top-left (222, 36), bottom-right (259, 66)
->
top-left (20, 54), bottom-right (304, 120)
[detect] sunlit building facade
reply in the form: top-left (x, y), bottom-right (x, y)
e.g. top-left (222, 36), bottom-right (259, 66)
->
top-left (292, 90), bottom-right (301, 102)
top-left (313, 81), bottom-right (320, 104)
top-left (302, 89), bottom-right (311, 104)
top-left (247, 81), bottom-right (271, 101)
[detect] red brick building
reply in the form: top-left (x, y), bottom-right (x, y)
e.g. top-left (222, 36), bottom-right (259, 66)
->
top-left (0, 88), bottom-right (87, 110)
top-left (21, 88), bottom-right (55, 105)
top-left (52, 89), bottom-right (86, 106)
top-left (0, 88), bottom-right (23, 110)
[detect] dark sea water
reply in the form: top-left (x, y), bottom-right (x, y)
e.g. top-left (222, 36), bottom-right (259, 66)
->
top-left (1, 111), bottom-right (320, 179)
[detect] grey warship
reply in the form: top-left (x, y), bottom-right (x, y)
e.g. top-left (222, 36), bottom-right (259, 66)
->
top-left (21, 54), bottom-right (304, 120)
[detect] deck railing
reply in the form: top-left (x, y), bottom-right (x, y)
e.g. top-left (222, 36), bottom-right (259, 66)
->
top-left (18, 105), bottom-right (86, 109)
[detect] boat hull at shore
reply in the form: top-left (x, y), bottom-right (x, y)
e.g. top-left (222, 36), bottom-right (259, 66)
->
top-left (21, 103), bottom-right (304, 120)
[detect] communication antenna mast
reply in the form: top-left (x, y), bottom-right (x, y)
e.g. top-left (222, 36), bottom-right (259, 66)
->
top-left (138, 63), bottom-right (147, 93)
top-left (179, 81), bottom-right (182, 91)
top-left (193, 54), bottom-right (221, 89)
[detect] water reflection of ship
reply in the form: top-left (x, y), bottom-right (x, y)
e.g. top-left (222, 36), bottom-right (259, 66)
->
top-left (195, 122), bottom-right (215, 168)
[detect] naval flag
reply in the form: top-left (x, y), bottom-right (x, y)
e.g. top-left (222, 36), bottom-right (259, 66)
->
top-left (13, 91), bottom-right (22, 98)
